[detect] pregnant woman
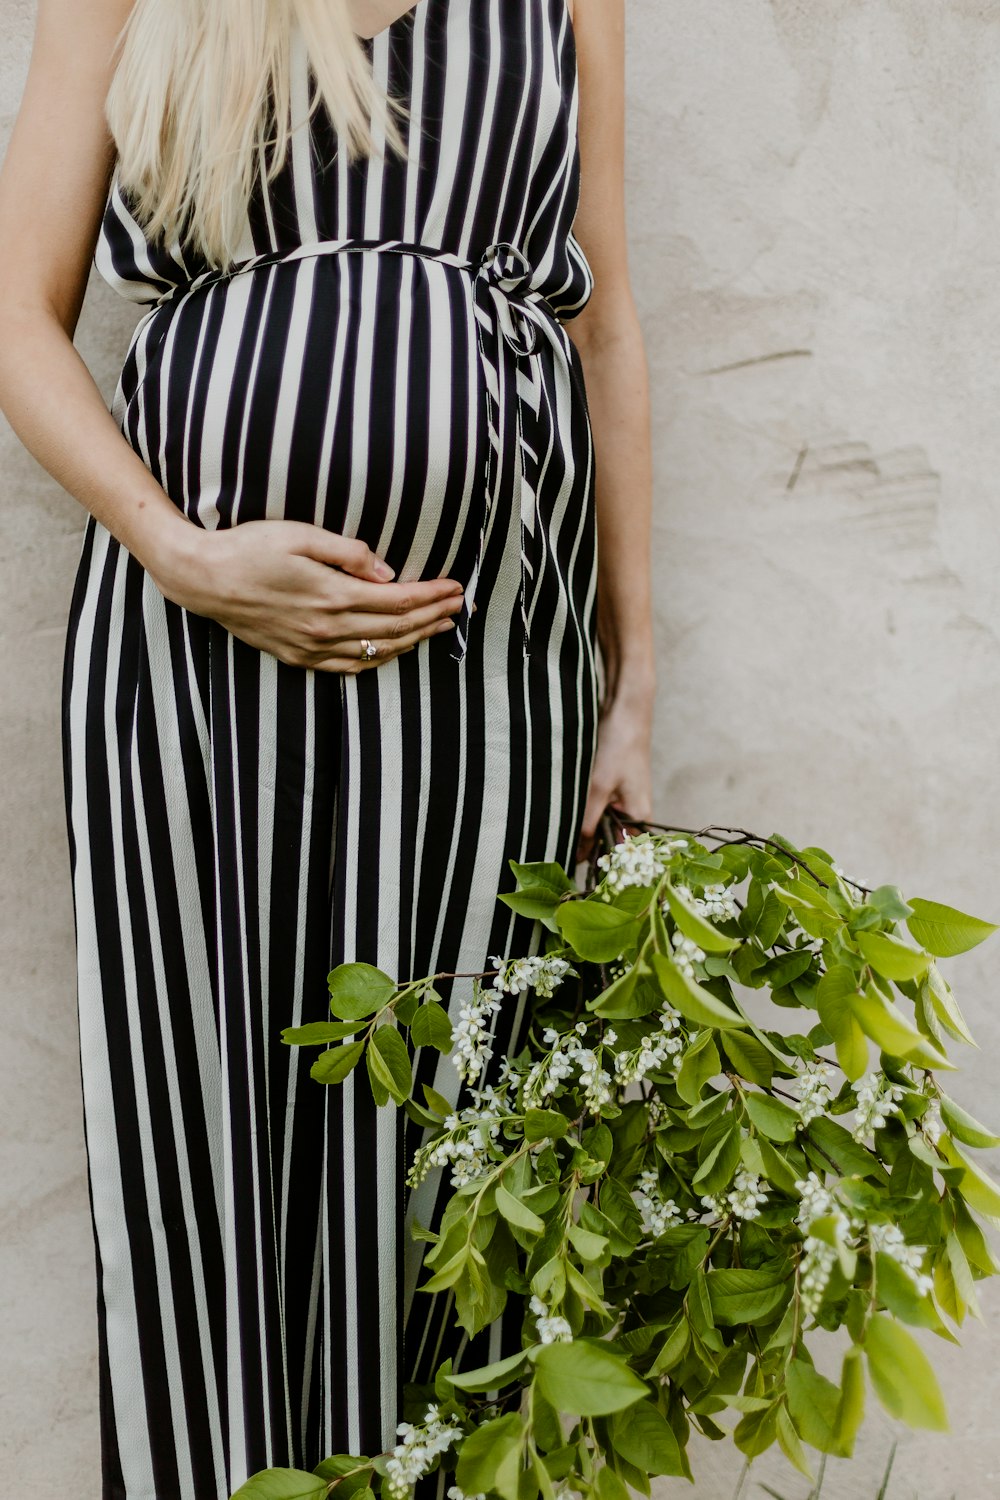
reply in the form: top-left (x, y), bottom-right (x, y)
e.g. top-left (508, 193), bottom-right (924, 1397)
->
top-left (0, 0), bottom-right (654, 1495)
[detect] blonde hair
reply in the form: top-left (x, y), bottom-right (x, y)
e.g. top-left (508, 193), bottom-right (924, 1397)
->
top-left (104, 0), bottom-right (409, 269)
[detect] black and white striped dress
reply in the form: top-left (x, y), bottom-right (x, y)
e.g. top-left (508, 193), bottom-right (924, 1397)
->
top-left (62, 1), bottom-right (599, 1495)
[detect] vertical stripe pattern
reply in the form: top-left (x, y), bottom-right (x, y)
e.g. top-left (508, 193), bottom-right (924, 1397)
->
top-left (63, 2), bottom-right (599, 1496)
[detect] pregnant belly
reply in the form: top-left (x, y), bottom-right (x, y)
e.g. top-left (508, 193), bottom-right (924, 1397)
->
top-left (119, 255), bottom-right (488, 586)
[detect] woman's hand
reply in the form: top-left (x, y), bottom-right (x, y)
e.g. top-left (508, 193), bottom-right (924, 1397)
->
top-left (151, 518), bottom-right (467, 674)
top-left (575, 679), bottom-right (656, 864)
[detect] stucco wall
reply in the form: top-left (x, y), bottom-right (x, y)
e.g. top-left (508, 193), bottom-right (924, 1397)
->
top-left (3, 2), bottom-right (999, 1496)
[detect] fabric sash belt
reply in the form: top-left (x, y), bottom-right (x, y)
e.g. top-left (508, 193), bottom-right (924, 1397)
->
top-left (151, 237), bottom-right (565, 662)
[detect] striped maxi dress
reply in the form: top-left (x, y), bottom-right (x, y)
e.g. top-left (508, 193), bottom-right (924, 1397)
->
top-left (61, 1), bottom-right (600, 1496)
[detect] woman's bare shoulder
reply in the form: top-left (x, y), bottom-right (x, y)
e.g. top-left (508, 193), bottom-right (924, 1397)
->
top-left (0, 0), bottom-right (138, 328)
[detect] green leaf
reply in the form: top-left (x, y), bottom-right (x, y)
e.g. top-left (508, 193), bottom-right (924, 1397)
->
top-left (664, 883), bottom-right (738, 953)
top-left (905, 898), bottom-right (998, 958)
top-left (410, 1001), bottom-right (453, 1052)
top-left (786, 1359), bottom-right (842, 1455)
top-left (524, 1109), bottom-right (571, 1143)
top-left (940, 1136), bottom-right (1000, 1219)
top-left (568, 1222), bottom-right (610, 1262)
top-left (608, 1401), bottom-right (685, 1476)
top-left (595, 1465), bottom-right (632, 1500)
top-left (309, 1040), bottom-right (365, 1086)
top-left (848, 988), bottom-right (954, 1070)
top-left (648, 952), bottom-right (747, 1030)
top-left (757, 1136), bottom-right (801, 1194)
top-left (496, 1184), bottom-right (546, 1237)
top-left (367, 1026), bottom-right (412, 1105)
top-left (744, 1092), bottom-right (799, 1143)
top-left (864, 1313), bottom-right (948, 1430)
top-left (282, 1021), bottom-right (365, 1046)
top-left (692, 1118), bottom-right (740, 1193)
top-left (835, 1347), bottom-right (865, 1458)
top-left (940, 1095), bottom-right (1000, 1150)
top-left (311, 1459), bottom-right (373, 1500)
top-left (509, 859), bottom-right (576, 896)
top-left (923, 966), bottom-right (976, 1046)
top-left (706, 1267), bottom-right (789, 1326)
top-left (455, 1413), bottom-right (523, 1499)
top-left (869, 885), bottom-right (914, 922)
top-left (815, 965), bottom-right (869, 1081)
top-left (722, 1031), bottom-right (774, 1086)
top-left (806, 1116), bottom-right (888, 1183)
top-left (533, 1339), bottom-right (649, 1416)
top-left (448, 1349), bottom-right (530, 1392)
top-left (592, 965), bottom-right (664, 1020)
top-left (500, 861), bottom-right (576, 923)
top-left (856, 930), bottom-right (930, 982)
top-left (776, 1404), bottom-right (814, 1481)
top-left (874, 1252), bottom-right (942, 1330)
top-left (230, 1471), bottom-right (327, 1500)
top-left (557, 899), bottom-right (641, 962)
top-left (676, 1031), bottom-right (720, 1105)
top-left (327, 962), bottom-right (397, 1020)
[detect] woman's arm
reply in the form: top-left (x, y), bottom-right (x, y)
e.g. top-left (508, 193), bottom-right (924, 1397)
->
top-left (0, 0), bottom-right (466, 673)
top-left (568, 0), bottom-right (657, 857)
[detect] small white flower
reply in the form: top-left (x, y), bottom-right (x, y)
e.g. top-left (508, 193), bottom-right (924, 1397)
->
top-left (670, 928), bottom-right (706, 979)
top-left (799, 1237), bottom-right (839, 1318)
top-left (792, 1062), bottom-right (837, 1127)
top-left (794, 1172), bottom-right (854, 1317)
top-left (614, 1005), bottom-right (684, 1086)
top-left (921, 1095), bottom-right (944, 1146)
top-left (726, 1168), bottom-right (768, 1221)
top-left (491, 953), bottom-right (575, 999)
top-left (673, 881), bottom-right (739, 923)
top-left (869, 1221), bottom-right (933, 1298)
top-left (530, 1290), bottom-right (573, 1344)
top-left (633, 1167), bottom-right (683, 1238)
top-left (385, 1405), bottom-right (462, 1500)
top-left (852, 1070), bottom-right (906, 1142)
top-left (596, 832), bottom-right (688, 895)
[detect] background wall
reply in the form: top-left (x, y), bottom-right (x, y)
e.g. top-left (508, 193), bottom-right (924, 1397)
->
top-left (3, 2), bottom-right (1000, 1496)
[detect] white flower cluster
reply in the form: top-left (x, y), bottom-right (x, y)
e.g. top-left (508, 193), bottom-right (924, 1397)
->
top-left (613, 1004), bottom-right (685, 1086)
top-left (451, 982), bottom-right (502, 1087)
top-left (701, 1167), bottom-right (768, 1223)
top-left (670, 929), bottom-right (705, 979)
top-left (795, 1172), bottom-right (852, 1318)
top-left (529, 1291), bottom-right (573, 1344)
top-left (386, 1405), bottom-right (463, 1500)
top-left (921, 1094), bottom-right (944, 1145)
top-left (674, 881), bottom-right (739, 923)
top-left (448, 1488), bottom-right (486, 1500)
top-left (792, 1062), bottom-right (837, 1127)
top-left (634, 1168), bottom-right (683, 1238)
top-left (406, 1087), bottom-right (505, 1189)
top-left (489, 953), bottom-right (574, 999)
top-left (524, 1021), bottom-right (614, 1111)
top-left (852, 1070), bottom-right (906, 1143)
top-left (869, 1221), bottom-right (933, 1297)
top-left (727, 1168), bottom-right (769, 1221)
top-left (596, 833), bottom-right (686, 897)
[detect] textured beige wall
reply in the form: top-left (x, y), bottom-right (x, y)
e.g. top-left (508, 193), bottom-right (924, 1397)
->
top-left (2, 1), bottom-right (1000, 1496)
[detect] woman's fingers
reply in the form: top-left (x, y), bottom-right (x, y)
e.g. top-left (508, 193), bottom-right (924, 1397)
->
top-left (332, 568), bottom-right (465, 615)
top-left (311, 615), bottom-right (458, 673)
top-left (309, 591), bottom-right (465, 647)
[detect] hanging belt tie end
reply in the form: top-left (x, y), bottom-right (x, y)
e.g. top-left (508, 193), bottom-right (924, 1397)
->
top-left (447, 240), bottom-right (548, 664)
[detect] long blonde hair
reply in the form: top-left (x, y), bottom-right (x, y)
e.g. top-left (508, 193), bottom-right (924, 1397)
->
top-left (104, 0), bottom-right (409, 269)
